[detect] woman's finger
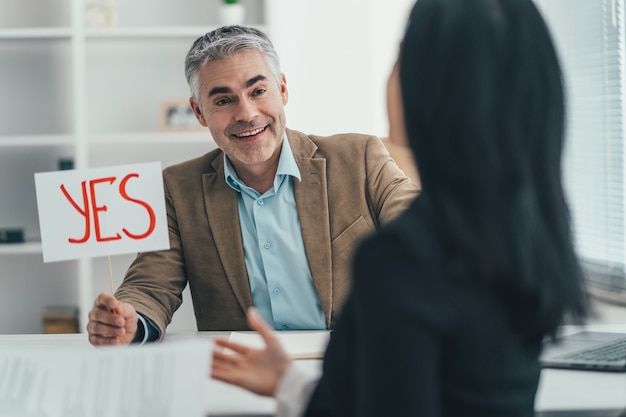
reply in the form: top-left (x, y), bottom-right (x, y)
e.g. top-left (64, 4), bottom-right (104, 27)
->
top-left (213, 349), bottom-right (240, 365)
top-left (214, 338), bottom-right (253, 355)
top-left (247, 308), bottom-right (282, 349)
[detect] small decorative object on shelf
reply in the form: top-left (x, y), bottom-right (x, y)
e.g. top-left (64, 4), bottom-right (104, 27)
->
top-left (219, 0), bottom-right (246, 26)
top-left (41, 306), bottom-right (79, 334)
top-left (85, 0), bottom-right (118, 28)
top-left (160, 99), bottom-right (203, 131)
top-left (0, 228), bottom-right (24, 244)
top-left (58, 158), bottom-right (74, 171)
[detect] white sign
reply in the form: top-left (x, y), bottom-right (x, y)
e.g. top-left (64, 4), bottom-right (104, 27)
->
top-left (35, 162), bottom-right (170, 263)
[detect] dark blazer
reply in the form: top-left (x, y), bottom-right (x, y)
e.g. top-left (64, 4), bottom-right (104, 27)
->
top-left (115, 128), bottom-right (419, 335)
top-left (305, 198), bottom-right (542, 417)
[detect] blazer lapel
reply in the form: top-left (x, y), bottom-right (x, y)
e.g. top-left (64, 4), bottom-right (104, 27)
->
top-left (202, 157), bottom-right (254, 313)
top-left (289, 131), bottom-right (333, 326)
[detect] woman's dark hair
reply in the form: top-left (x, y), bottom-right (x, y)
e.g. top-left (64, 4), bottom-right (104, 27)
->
top-left (399, 0), bottom-right (588, 337)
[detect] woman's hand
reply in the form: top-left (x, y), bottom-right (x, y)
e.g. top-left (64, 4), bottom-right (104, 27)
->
top-left (211, 308), bottom-right (292, 397)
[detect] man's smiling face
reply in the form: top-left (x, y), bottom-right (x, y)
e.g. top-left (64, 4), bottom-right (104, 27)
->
top-left (191, 49), bottom-right (289, 171)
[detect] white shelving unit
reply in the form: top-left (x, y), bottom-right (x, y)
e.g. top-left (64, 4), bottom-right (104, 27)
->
top-left (0, 0), bottom-right (266, 334)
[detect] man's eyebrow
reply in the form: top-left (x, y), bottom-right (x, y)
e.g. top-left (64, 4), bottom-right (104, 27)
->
top-left (207, 75), bottom-right (267, 98)
top-left (246, 75), bottom-right (267, 88)
top-left (208, 86), bottom-right (232, 97)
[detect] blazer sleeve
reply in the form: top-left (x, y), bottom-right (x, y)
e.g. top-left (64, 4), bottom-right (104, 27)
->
top-left (363, 135), bottom-right (420, 225)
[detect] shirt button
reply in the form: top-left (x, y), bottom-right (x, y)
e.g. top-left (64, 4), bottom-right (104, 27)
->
top-left (273, 287), bottom-right (280, 295)
top-left (257, 199), bottom-right (265, 205)
top-left (264, 242), bottom-right (271, 249)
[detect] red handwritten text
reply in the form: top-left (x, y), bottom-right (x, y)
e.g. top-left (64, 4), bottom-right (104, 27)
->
top-left (60, 173), bottom-right (156, 244)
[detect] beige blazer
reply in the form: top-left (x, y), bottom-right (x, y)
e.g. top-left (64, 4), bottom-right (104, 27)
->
top-left (116, 129), bottom-right (419, 335)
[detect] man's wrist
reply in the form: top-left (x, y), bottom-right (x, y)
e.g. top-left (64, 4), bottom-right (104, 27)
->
top-left (132, 313), bottom-right (160, 344)
top-left (132, 314), bottom-right (149, 344)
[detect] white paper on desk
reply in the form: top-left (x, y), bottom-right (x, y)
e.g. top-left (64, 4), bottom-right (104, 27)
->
top-left (228, 331), bottom-right (330, 359)
top-left (0, 339), bottom-right (211, 417)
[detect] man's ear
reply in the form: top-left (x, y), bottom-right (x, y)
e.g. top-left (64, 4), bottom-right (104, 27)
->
top-left (189, 97), bottom-right (208, 127)
top-left (280, 73), bottom-right (288, 106)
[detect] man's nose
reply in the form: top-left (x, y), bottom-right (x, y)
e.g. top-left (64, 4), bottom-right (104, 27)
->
top-left (234, 97), bottom-right (258, 122)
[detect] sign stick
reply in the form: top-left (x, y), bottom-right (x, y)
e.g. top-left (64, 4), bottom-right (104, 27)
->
top-left (107, 255), bottom-right (114, 294)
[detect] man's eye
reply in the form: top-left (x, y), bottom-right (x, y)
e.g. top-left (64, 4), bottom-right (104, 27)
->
top-left (215, 98), bottom-right (231, 106)
top-left (252, 88), bottom-right (266, 96)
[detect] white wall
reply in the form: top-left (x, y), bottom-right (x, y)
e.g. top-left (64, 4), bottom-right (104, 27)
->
top-left (266, 0), bottom-right (415, 138)
top-left (368, 0), bottom-right (415, 136)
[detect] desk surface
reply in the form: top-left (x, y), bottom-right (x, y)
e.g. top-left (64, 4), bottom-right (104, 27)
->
top-left (0, 331), bottom-right (277, 417)
top-left (1, 325), bottom-right (626, 416)
top-left (535, 324), bottom-right (626, 414)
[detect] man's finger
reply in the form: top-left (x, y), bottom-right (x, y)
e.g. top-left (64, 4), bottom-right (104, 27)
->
top-left (94, 293), bottom-right (118, 311)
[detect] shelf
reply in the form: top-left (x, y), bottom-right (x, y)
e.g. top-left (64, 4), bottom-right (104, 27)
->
top-left (0, 25), bottom-right (268, 41)
top-left (85, 24), bottom-right (267, 39)
top-left (0, 134), bottom-right (74, 147)
top-left (0, 27), bottom-right (72, 39)
top-left (88, 131), bottom-right (213, 145)
top-left (0, 0), bottom-right (267, 334)
top-left (86, 26), bottom-right (219, 39)
top-left (0, 241), bottom-right (43, 255)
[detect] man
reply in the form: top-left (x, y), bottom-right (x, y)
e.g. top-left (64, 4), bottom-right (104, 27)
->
top-left (86, 25), bottom-right (418, 346)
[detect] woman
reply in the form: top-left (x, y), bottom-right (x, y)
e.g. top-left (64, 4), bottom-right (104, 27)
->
top-left (211, 0), bottom-right (589, 415)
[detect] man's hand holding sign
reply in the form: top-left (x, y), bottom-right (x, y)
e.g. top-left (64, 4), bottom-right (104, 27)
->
top-left (34, 162), bottom-right (169, 345)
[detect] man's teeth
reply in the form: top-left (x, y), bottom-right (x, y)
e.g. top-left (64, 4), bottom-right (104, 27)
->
top-left (235, 127), bottom-right (265, 138)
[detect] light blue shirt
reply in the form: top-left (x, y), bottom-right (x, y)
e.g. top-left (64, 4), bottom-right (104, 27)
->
top-left (224, 137), bottom-right (327, 330)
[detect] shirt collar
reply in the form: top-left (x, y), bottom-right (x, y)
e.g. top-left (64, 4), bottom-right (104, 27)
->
top-left (225, 133), bottom-right (301, 192)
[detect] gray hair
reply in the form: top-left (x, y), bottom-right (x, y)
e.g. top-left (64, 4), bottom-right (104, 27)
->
top-left (184, 25), bottom-right (282, 103)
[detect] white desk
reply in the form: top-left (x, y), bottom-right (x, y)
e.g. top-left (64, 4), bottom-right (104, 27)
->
top-left (165, 331), bottom-right (278, 416)
top-left (0, 331), bottom-right (278, 417)
top-left (1, 327), bottom-right (626, 416)
top-left (535, 324), bottom-right (626, 416)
